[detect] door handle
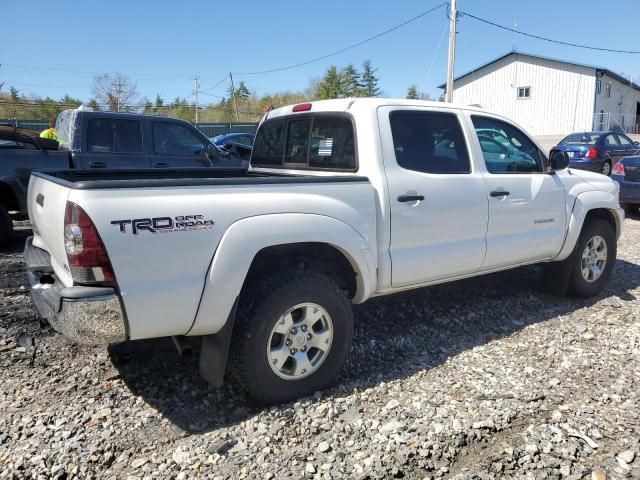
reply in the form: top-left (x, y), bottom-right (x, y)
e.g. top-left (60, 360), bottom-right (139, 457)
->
top-left (88, 161), bottom-right (106, 168)
top-left (398, 194), bottom-right (425, 202)
top-left (153, 162), bottom-right (169, 168)
top-left (490, 190), bottom-right (510, 197)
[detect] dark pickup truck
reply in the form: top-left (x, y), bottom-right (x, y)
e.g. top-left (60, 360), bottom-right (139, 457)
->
top-left (0, 109), bottom-right (242, 244)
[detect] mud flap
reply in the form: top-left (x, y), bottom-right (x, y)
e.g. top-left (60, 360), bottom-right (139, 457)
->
top-left (198, 297), bottom-right (238, 387)
top-left (540, 247), bottom-right (578, 296)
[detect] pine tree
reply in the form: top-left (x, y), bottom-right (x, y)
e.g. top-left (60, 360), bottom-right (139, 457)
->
top-left (406, 85), bottom-right (418, 99)
top-left (86, 99), bottom-right (101, 111)
top-left (142, 98), bottom-right (153, 114)
top-left (227, 81), bottom-right (251, 102)
top-left (154, 94), bottom-right (164, 112)
top-left (360, 61), bottom-right (380, 97)
top-left (340, 64), bottom-right (361, 97)
top-left (315, 66), bottom-right (343, 100)
top-left (9, 87), bottom-right (19, 102)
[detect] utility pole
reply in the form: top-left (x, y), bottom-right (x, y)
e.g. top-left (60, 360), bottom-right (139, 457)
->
top-left (445, 0), bottom-right (457, 103)
top-left (193, 76), bottom-right (200, 125)
top-left (229, 72), bottom-right (240, 122)
top-left (113, 79), bottom-right (124, 112)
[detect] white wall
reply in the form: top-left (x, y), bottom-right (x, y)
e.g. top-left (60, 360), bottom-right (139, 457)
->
top-left (452, 54), bottom-right (596, 135)
top-left (593, 74), bottom-right (640, 132)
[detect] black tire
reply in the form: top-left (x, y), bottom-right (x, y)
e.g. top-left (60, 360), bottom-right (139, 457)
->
top-left (566, 218), bottom-right (616, 298)
top-left (0, 205), bottom-right (13, 247)
top-left (601, 160), bottom-right (612, 176)
top-left (621, 203), bottom-right (638, 215)
top-left (227, 270), bottom-right (353, 404)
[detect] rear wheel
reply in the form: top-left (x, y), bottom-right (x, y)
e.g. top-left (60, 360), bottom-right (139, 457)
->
top-left (0, 205), bottom-right (13, 247)
top-left (567, 218), bottom-right (616, 297)
top-left (601, 160), bottom-right (612, 176)
top-left (228, 270), bottom-right (353, 404)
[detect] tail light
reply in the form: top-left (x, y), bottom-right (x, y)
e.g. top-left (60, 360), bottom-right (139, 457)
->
top-left (612, 162), bottom-right (625, 176)
top-left (64, 201), bottom-right (114, 284)
top-left (585, 147), bottom-right (598, 159)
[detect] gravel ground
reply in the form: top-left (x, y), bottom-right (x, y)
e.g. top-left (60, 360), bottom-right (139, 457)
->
top-left (1, 217), bottom-right (639, 479)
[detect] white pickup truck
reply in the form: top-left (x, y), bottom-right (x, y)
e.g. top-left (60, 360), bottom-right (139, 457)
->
top-left (25, 99), bottom-right (624, 404)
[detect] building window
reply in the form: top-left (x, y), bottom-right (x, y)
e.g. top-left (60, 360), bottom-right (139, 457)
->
top-left (606, 83), bottom-right (612, 98)
top-left (517, 86), bottom-right (531, 99)
top-left (596, 79), bottom-right (601, 95)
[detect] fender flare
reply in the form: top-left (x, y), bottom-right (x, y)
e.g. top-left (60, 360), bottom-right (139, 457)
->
top-left (554, 190), bottom-right (623, 261)
top-left (187, 213), bottom-right (376, 336)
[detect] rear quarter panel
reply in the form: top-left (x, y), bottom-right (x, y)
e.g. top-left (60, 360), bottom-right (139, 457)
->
top-left (68, 180), bottom-right (377, 339)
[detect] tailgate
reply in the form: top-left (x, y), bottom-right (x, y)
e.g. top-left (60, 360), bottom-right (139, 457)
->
top-left (27, 174), bottom-right (74, 286)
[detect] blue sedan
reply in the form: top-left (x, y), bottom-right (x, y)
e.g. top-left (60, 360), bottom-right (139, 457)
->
top-left (612, 155), bottom-right (640, 214)
top-left (551, 131), bottom-right (639, 176)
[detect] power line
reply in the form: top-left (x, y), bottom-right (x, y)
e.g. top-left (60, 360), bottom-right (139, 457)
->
top-left (200, 75), bottom-right (229, 93)
top-left (459, 10), bottom-right (640, 55)
top-left (233, 2), bottom-right (447, 75)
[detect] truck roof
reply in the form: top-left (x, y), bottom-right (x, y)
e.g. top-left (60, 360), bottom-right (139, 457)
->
top-left (265, 98), bottom-right (487, 120)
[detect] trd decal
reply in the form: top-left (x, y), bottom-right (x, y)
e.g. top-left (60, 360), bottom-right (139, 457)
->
top-left (111, 215), bottom-right (214, 234)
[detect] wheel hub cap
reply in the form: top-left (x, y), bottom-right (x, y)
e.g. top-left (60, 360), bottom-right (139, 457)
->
top-left (581, 235), bottom-right (607, 283)
top-left (267, 303), bottom-right (334, 380)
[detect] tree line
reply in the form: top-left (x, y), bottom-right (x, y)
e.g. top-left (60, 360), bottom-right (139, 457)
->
top-left (0, 60), bottom-right (436, 124)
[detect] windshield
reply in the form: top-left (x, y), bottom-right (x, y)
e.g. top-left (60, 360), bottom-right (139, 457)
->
top-left (560, 133), bottom-right (600, 145)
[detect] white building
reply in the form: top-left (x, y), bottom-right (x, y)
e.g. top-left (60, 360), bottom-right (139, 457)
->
top-left (441, 51), bottom-right (640, 135)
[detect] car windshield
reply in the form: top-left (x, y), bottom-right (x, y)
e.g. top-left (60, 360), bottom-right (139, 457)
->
top-left (560, 133), bottom-right (600, 145)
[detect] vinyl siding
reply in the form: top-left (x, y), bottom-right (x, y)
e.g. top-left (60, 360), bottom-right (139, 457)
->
top-left (452, 54), bottom-right (596, 135)
top-left (593, 74), bottom-right (640, 132)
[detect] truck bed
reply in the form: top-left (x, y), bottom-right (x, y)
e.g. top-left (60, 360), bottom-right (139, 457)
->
top-left (33, 168), bottom-right (369, 190)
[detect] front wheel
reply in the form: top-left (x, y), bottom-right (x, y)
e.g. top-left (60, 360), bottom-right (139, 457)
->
top-left (621, 203), bottom-right (638, 215)
top-left (228, 271), bottom-right (353, 404)
top-left (567, 218), bottom-right (616, 297)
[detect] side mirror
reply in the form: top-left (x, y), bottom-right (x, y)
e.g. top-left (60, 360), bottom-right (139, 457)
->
top-left (634, 141), bottom-right (639, 146)
top-left (548, 150), bottom-right (570, 172)
top-left (205, 143), bottom-right (217, 160)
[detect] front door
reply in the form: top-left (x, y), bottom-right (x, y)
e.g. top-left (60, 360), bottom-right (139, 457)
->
top-left (469, 115), bottom-right (566, 269)
top-left (378, 107), bottom-right (489, 287)
top-left (148, 121), bottom-right (212, 168)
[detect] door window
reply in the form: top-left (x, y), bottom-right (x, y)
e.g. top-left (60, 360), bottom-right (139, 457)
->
top-left (87, 118), bottom-right (143, 154)
top-left (389, 111), bottom-right (470, 174)
top-left (153, 122), bottom-right (205, 156)
top-left (616, 134), bottom-right (632, 146)
top-left (604, 134), bottom-right (619, 146)
top-left (471, 116), bottom-right (542, 173)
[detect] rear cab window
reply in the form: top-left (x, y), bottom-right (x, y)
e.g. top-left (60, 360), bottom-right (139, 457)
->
top-left (252, 114), bottom-right (356, 171)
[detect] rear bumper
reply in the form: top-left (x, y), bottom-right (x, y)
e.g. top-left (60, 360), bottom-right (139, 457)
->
top-left (569, 159), bottom-right (602, 172)
top-left (25, 237), bottom-right (127, 345)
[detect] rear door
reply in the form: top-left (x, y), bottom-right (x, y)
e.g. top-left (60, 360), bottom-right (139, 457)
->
top-left (80, 117), bottom-right (151, 169)
top-left (615, 133), bottom-right (639, 159)
top-left (378, 106), bottom-right (489, 287)
top-left (469, 115), bottom-right (566, 269)
top-left (148, 120), bottom-right (212, 168)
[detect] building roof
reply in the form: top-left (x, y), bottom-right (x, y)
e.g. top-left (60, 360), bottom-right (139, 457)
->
top-left (438, 51), bottom-right (640, 92)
